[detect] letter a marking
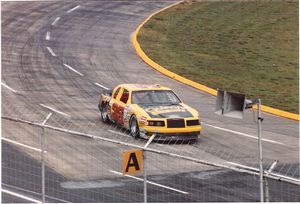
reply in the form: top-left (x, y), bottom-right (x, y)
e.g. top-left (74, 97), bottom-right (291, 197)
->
top-left (126, 152), bottom-right (140, 172)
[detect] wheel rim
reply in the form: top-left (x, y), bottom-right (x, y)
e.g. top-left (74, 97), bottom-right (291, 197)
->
top-left (102, 106), bottom-right (108, 120)
top-left (131, 119), bottom-right (137, 136)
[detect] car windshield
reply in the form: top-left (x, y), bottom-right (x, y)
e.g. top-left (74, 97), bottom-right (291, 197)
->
top-left (131, 90), bottom-right (181, 106)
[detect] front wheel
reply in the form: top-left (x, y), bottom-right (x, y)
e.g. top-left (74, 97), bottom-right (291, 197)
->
top-left (130, 115), bottom-right (140, 138)
top-left (100, 103), bottom-right (110, 123)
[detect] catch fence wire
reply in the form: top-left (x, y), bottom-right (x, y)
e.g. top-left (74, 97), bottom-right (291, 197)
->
top-left (4, 93), bottom-right (298, 180)
top-left (1, 96), bottom-right (300, 202)
top-left (2, 92), bottom-right (299, 179)
top-left (2, 120), bottom-right (43, 198)
top-left (43, 127), bottom-right (144, 203)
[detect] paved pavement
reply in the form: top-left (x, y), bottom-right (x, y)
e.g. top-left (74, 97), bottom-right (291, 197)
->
top-left (1, 1), bottom-right (299, 202)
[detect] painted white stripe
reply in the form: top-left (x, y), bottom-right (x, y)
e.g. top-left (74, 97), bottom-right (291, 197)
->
top-left (63, 63), bottom-right (84, 76)
top-left (2, 189), bottom-right (42, 203)
top-left (45, 31), bottom-right (50, 40)
top-left (94, 82), bottom-right (109, 90)
top-left (109, 170), bottom-right (189, 194)
top-left (227, 162), bottom-right (300, 183)
top-left (1, 82), bottom-right (17, 93)
top-left (108, 130), bottom-right (131, 138)
top-left (40, 104), bottom-right (71, 118)
top-left (227, 162), bottom-right (258, 171)
top-left (2, 137), bottom-right (45, 153)
top-left (270, 172), bottom-right (300, 183)
top-left (46, 46), bottom-right (56, 57)
top-left (2, 184), bottom-right (69, 203)
top-left (202, 122), bottom-right (285, 145)
top-left (42, 113), bottom-right (52, 125)
top-left (67, 5), bottom-right (80, 13)
top-left (51, 17), bottom-right (60, 26)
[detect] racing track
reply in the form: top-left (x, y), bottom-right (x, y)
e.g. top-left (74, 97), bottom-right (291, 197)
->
top-left (2, 0), bottom-right (299, 202)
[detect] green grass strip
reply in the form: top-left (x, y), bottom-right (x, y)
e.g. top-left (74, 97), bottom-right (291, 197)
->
top-left (138, 1), bottom-right (299, 114)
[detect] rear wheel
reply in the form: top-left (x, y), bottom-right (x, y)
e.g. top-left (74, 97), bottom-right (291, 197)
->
top-left (130, 115), bottom-right (140, 138)
top-left (100, 103), bottom-right (110, 123)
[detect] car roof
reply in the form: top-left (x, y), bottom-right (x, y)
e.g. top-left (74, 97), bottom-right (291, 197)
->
top-left (118, 84), bottom-right (172, 91)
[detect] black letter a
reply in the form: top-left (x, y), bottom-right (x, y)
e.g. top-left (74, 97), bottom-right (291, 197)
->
top-left (125, 152), bottom-right (140, 172)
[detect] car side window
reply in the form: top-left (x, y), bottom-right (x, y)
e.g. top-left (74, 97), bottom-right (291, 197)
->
top-left (120, 89), bottom-right (129, 104)
top-left (113, 87), bottom-right (121, 99)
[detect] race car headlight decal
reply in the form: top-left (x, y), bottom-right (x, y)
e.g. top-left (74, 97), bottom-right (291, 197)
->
top-left (138, 116), bottom-right (148, 126)
top-left (147, 120), bottom-right (165, 127)
top-left (186, 119), bottom-right (200, 126)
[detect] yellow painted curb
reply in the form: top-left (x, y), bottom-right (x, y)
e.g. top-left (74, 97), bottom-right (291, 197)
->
top-left (131, 1), bottom-right (300, 121)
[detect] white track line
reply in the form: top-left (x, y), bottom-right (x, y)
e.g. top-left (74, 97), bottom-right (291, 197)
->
top-left (110, 170), bottom-right (189, 194)
top-left (3, 184), bottom-right (69, 203)
top-left (46, 47), bottom-right (56, 57)
top-left (94, 82), bottom-right (109, 90)
top-left (202, 122), bottom-right (285, 145)
top-left (45, 31), bottom-right (50, 40)
top-left (1, 82), bottom-right (17, 93)
top-left (108, 129), bottom-right (131, 138)
top-left (67, 5), bottom-right (80, 13)
top-left (2, 137), bottom-right (45, 153)
top-left (42, 113), bottom-right (52, 125)
top-left (40, 104), bottom-right (71, 118)
top-left (2, 189), bottom-right (42, 203)
top-left (63, 63), bottom-right (84, 76)
top-left (227, 162), bottom-right (300, 183)
top-left (51, 17), bottom-right (60, 26)
top-left (227, 162), bottom-right (258, 171)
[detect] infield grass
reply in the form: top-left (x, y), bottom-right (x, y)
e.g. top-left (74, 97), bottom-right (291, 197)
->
top-left (138, 1), bottom-right (299, 113)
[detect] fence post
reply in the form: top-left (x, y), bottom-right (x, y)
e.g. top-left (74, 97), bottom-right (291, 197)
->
top-left (40, 113), bottom-right (52, 203)
top-left (264, 160), bottom-right (278, 202)
top-left (264, 178), bottom-right (269, 202)
top-left (143, 134), bottom-right (156, 203)
top-left (41, 127), bottom-right (45, 203)
top-left (257, 99), bottom-right (264, 202)
top-left (143, 151), bottom-right (147, 203)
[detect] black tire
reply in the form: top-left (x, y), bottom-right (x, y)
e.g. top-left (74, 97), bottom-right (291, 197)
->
top-left (100, 103), bottom-right (110, 123)
top-left (130, 115), bottom-right (140, 138)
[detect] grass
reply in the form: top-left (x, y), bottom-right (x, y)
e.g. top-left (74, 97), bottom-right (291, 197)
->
top-left (138, 1), bottom-right (299, 114)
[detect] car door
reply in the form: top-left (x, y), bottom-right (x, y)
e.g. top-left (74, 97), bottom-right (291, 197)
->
top-left (110, 87), bottom-right (121, 122)
top-left (111, 87), bottom-right (130, 125)
top-left (115, 88), bottom-right (130, 125)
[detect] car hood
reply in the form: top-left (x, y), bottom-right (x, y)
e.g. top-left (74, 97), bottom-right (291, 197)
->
top-left (139, 104), bottom-right (194, 118)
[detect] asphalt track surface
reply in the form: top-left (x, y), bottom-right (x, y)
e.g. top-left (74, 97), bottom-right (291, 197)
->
top-left (1, 0), bottom-right (299, 202)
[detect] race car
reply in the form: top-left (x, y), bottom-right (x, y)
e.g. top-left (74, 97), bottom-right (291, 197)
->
top-left (98, 84), bottom-right (202, 141)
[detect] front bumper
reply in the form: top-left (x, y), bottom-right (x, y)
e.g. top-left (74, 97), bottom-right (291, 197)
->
top-left (140, 130), bottom-right (200, 142)
top-left (138, 120), bottom-right (201, 142)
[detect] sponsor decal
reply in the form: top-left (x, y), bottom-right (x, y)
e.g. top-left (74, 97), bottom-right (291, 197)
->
top-left (143, 105), bottom-right (193, 118)
top-left (123, 106), bottom-right (130, 122)
top-left (145, 106), bottom-right (185, 115)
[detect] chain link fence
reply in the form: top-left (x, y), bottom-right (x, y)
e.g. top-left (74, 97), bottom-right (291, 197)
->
top-left (2, 93), bottom-right (300, 202)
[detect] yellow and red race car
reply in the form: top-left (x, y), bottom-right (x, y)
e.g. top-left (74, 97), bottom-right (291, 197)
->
top-left (98, 84), bottom-right (201, 141)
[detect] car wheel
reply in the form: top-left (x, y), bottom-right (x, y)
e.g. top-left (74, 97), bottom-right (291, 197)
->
top-left (130, 115), bottom-right (140, 138)
top-left (100, 103), bottom-right (110, 123)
